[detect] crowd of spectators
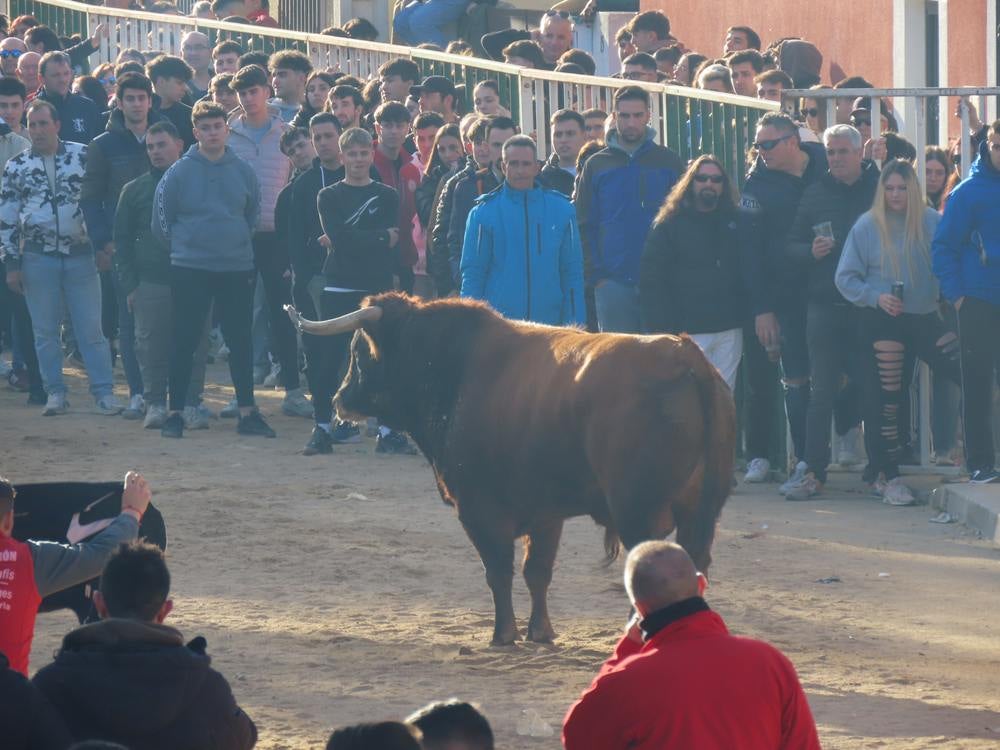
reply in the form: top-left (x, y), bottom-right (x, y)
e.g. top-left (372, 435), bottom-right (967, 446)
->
top-left (0, 3), bottom-right (992, 489)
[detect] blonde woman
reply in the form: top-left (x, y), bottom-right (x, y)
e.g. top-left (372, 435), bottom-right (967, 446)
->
top-left (835, 159), bottom-right (961, 505)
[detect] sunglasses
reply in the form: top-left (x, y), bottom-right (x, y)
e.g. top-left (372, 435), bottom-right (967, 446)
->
top-left (752, 133), bottom-right (793, 151)
top-left (0, 50), bottom-right (22, 59)
top-left (803, 107), bottom-right (820, 118)
top-left (544, 10), bottom-right (571, 18)
top-left (99, 76), bottom-right (116, 85)
top-left (694, 174), bottom-right (724, 184)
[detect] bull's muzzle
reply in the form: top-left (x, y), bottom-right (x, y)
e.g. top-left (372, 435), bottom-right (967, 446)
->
top-left (283, 304), bottom-right (383, 335)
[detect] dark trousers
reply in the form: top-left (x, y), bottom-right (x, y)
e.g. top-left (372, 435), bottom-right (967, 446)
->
top-left (956, 296), bottom-right (1000, 472)
top-left (253, 232), bottom-right (300, 391)
top-left (0, 273), bottom-right (43, 396)
top-left (306, 290), bottom-right (365, 424)
top-left (860, 308), bottom-right (961, 479)
top-left (742, 325), bottom-right (779, 461)
top-left (804, 302), bottom-right (865, 483)
top-left (168, 266), bottom-right (255, 412)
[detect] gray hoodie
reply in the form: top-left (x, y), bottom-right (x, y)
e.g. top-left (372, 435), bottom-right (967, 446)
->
top-left (152, 145), bottom-right (260, 272)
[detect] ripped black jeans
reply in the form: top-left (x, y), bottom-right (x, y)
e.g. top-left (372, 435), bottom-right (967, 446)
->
top-left (859, 307), bottom-right (961, 480)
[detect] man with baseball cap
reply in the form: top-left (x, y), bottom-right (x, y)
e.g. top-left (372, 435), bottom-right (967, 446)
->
top-left (411, 75), bottom-right (459, 124)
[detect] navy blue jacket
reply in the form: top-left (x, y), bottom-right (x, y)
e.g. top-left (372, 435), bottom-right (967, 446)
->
top-left (739, 141), bottom-right (828, 315)
top-left (81, 108), bottom-right (168, 252)
top-left (932, 140), bottom-right (1000, 306)
top-left (33, 87), bottom-right (102, 144)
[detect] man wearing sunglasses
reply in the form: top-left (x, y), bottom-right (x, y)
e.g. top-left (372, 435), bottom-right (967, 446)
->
top-left (0, 37), bottom-right (26, 78)
top-left (739, 112), bottom-right (828, 487)
top-left (639, 156), bottom-right (747, 391)
top-left (481, 10), bottom-right (573, 70)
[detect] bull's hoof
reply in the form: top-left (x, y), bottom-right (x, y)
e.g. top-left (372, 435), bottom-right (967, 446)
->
top-left (490, 626), bottom-right (520, 646)
top-left (527, 618), bottom-right (556, 644)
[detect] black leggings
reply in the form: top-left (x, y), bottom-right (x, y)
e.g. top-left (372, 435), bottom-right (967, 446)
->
top-left (253, 232), bottom-right (300, 391)
top-left (305, 290), bottom-right (365, 424)
top-left (860, 308), bottom-right (960, 479)
top-left (169, 266), bottom-right (255, 412)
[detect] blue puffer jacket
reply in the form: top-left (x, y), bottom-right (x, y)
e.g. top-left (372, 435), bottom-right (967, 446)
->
top-left (932, 140), bottom-right (1000, 305)
top-left (574, 126), bottom-right (683, 286)
top-left (460, 182), bottom-right (585, 326)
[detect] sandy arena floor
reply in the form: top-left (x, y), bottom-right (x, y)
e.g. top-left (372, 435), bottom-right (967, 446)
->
top-left (7, 361), bottom-right (1000, 749)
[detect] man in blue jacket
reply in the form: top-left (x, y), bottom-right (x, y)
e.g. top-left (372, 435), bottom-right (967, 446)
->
top-left (932, 122), bottom-right (1000, 484)
top-left (461, 135), bottom-right (585, 327)
top-left (32, 51), bottom-right (102, 144)
top-left (574, 85), bottom-right (683, 333)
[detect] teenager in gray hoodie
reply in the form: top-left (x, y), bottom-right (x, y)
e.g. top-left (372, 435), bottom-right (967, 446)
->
top-left (152, 100), bottom-right (275, 440)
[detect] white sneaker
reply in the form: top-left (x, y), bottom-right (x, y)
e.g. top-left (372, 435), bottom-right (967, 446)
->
top-left (42, 393), bottom-right (68, 416)
top-left (144, 403), bottom-right (167, 429)
top-left (744, 457), bottom-right (770, 483)
top-left (94, 394), bottom-right (123, 416)
top-left (183, 405), bottom-right (210, 430)
top-left (785, 473), bottom-right (822, 501)
top-left (122, 393), bottom-right (146, 420)
top-left (281, 388), bottom-right (313, 418)
top-left (220, 397), bottom-right (240, 419)
top-left (837, 427), bottom-right (864, 466)
top-left (262, 362), bottom-right (282, 388)
top-left (779, 461), bottom-right (808, 495)
top-left (882, 477), bottom-right (915, 506)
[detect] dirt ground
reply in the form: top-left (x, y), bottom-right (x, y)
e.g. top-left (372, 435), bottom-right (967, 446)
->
top-left (7, 361), bottom-right (1000, 749)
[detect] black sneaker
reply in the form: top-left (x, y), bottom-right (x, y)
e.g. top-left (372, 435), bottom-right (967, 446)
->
top-left (303, 426), bottom-right (333, 455)
top-left (375, 430), bottom-right (418, 455)
top-left (969, 468), bottom-right (999, 484)
top-left (161, 412), bottom-right (184, 439)
top-left (238, 409), bottom-right (276, 438)
top-left (331, 421), bottom-right (362, 444)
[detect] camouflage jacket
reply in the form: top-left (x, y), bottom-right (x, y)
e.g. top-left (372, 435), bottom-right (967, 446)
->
top-left (0, 141), bottom-right (90, 269)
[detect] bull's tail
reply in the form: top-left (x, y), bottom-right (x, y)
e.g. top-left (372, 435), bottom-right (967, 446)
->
top-left (679, 338), bottom-right (736, 574)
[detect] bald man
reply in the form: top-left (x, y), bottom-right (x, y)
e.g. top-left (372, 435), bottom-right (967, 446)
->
top-left (180, 31), bottom-right (212, 101)
top-left (562, 542), bottom-right (820, 750)
top-left (16, 51), bottom-right (40, 95)
top-left (0, 37), bottom-right (27, 78)
top-left (481, 13), bottom-right (573, 70)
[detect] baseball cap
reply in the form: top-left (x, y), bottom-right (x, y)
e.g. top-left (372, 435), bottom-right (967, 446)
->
top-left (410, 75), bottom-right (456, 99)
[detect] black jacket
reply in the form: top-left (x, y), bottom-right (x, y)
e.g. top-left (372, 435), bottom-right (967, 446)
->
top-left (156, 99), bottom-right (195, 149)
top-left (32, 619), bottom-right (257, 750)
top-left (739, 141), bottom-right (828, 314)
top-left (33, 88), bottom-right (102, 144)
top-left (1, 653), bottom-right (72, 750)
top-left (787, 161), bottom-right (881, 305)
top-left (446, 166), bottom-right (502, 288)
top-left (539, 153), bottom-right (575, 197)
top-left (430, 159), bottom-right (476, 294)
top-left (318, 180), bottom-right (400, 292)
top-left (640, 205), bottom-right (747, 334)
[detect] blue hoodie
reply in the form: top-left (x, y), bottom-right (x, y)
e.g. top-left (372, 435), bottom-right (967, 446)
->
top-left (460, 182), bottom-right (585, 326)
top-left (152, 145), bottom-right (260, 273)
top-left (932, 140), bottom-right (1000, 305)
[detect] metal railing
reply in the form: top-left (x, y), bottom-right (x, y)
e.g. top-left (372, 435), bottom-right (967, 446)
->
top-left (2, 0), bottom-right (776, 181)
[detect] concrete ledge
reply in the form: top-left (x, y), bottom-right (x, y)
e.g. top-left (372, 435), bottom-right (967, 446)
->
top-left (931, 483), bottom-right (1000, 546)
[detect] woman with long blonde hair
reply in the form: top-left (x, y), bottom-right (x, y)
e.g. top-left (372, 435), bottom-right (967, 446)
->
top-left (835, 159), bottom-right (961, 505)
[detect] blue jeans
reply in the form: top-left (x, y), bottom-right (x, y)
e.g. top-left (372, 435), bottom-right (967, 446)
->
top-left (20, 252), bottom-right (114, 398)
top-left (594, 279), bottom-right (640, 333)
top-left (393, 0), bottom-right (468, 47)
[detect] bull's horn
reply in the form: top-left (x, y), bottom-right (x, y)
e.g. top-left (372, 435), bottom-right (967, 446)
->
top-left (283, 304), bottom-right (382, 335)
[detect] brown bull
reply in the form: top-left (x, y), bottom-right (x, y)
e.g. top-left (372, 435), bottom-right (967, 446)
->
top-left (287, 293), bottom-right (735, 645)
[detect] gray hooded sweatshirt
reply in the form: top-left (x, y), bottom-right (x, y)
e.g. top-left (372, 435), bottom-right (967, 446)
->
top-left (152, 144), bottom-right (260, 272)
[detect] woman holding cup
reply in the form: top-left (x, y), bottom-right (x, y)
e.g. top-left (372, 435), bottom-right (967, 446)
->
top-left (835, 159), bottom-right (961, 505)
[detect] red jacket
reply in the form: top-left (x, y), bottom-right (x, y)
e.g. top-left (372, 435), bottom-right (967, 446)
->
top-left (562, 607), bottom-right (821, 750)
top-left (248, 9), bottom-right (279, 27)
top-left (373, 144), bottom-right (420, 268)
top-left (0, 536), bottom-right (41, 676)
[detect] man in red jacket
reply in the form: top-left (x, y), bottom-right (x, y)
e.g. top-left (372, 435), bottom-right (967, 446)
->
top-left (562, 541), bottom-right (820, 750)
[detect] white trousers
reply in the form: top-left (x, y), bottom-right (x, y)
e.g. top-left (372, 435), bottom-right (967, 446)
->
top-left (690, 328), bottom-right (743, 391)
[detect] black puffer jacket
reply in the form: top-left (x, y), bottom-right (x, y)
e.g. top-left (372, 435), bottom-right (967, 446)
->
top-left (0, 653), bottom-right (71, 750)
top-left (32, 619), bottom-right (257, 750)
top-left (786, 161), bottom-right (880, 305)
top-left (640, 205), bottom-right (747, 334)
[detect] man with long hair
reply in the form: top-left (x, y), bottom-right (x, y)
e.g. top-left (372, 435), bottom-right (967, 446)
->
top-left (639, 155), bottom-right (747, 390)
